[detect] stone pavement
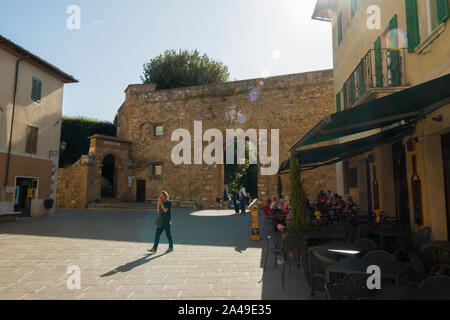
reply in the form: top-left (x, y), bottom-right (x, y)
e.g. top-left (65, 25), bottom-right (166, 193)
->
top-left (0, 208), bottom-right (310, 300)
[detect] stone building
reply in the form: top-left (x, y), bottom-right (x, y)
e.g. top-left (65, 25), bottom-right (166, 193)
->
top-left (57, 69), bottom-right (336, 209)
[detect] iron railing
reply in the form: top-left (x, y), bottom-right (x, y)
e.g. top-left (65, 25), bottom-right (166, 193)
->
top-left (342, 48), bottom-right (408, 110)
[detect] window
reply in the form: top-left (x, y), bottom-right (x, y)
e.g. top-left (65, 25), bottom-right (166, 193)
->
top-left (350, 0), bottom-right (358, 19)
top-left (405, 0), bottom-right (420, 52)
top-left (26, 126), bottom-right (38, 154)
top-left (152, 164), bottom-right (163, 177)
top-left (348, 167), bottom-right (358, 189)
top-left (31, 77), bottom-right (42, 102)
top-left (343, 161), bottom-right (350, 194)
top-left (336, 92), bottom-right (341, 112)
top-left (153, 125), bottom-right (164, 137)
top-left (337, 12), bottom-right (343, 47)
top-left (427, 0), bottom-right (449, 34)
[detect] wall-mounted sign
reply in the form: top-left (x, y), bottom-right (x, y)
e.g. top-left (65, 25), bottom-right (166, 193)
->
top-left (411, 155), bottom-right (423, 225)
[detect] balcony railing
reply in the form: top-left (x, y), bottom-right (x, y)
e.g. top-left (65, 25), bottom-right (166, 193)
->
top-left (342, 48), bottom-right (408, 110)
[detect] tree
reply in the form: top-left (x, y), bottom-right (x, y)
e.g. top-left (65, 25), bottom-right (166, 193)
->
top-left (277, 175), bottom-right (283, 198)
top-left (141, 49), bottom-right (230, 90)
top-left (289, 153), bottom-right (310, 233)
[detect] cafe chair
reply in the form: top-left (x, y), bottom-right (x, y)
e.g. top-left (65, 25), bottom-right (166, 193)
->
top-left (343, 272), bottom-right (376, 300)
top-left (263, 235), bottom-right (282, 271)
top-left (399, 251), bottom-right (428, 288)
top-left (436, 265), bottom-right (450, 276)
top-left (419, 275), bottom-right (450, 290)
top-left (419, 227), bottom-right (432, 246)
top-left (281, 234), bottom-right (307, 290)
top-left (421, 247), bottom-right (450, 275)
top-left (363, 250), bottom-right (395, 265)
top-left (393, 232), bottom-right (421, 261)
top-left (301, 252), bottom-right (329, 299)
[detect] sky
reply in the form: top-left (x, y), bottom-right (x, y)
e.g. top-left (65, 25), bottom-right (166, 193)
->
top-left (0, 0), bottom-right (333, 122)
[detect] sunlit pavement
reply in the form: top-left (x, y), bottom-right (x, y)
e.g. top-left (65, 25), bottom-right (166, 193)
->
top-left (0, 209), bottom-right (310, 300)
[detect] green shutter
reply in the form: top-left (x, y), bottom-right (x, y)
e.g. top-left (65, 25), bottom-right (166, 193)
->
top-left (349, 73), bottom-right (356, 106)
top-left (374, 37), bottom-right (383, 87)
top-left (336, 92), bottom-right (341, 112)
top-left (389, 15), bottom-right (401, 86)
top-left (31, 77), bottom-right (42, 102)
top-left (405, 0), bottom-right (420, 52)
top-left (343, 82), bottom-right (348, 110)
top-left (437, 0), bottom-right (449, 24)
top-left (359, 59), bottom-right (366, 97)
top-left (338, 12), bottom-right (343, 46)
top-left (351, 0), bottom-right (358, 19)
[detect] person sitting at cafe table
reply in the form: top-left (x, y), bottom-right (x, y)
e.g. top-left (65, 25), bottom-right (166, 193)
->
top-left (282, 198), bottom-right (291, 215)
top-left (343, 196), bottom-right (358, 215)
top-left (263, 199), bottom-right (272, 217)
top-left (271, 196), bottom-right (282, 212)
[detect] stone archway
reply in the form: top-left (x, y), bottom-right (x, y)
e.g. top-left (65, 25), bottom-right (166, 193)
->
top-left (101, 155), bottom-right (116, 198)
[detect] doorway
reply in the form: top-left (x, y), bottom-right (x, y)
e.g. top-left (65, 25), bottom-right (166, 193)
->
top-left (136, 180), bottom-right (146, 202)
top-left (392, 142), bottom-right (410, 230)
top-left (101, 155), bottom-right (116, 198)
top-left (14, 178), bottom-right (35, 217)
top-left (441, 132), bottom-right (450, 240)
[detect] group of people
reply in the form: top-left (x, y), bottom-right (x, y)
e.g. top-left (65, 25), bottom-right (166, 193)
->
top-left (222, 186), bottom-right (251, 215)
top-left (263, 195), bottom-right (293, 234)
top-left (317, 190), bottom-right (358, 215)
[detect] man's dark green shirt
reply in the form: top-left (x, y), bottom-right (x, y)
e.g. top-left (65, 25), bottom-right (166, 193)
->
top-left (159, 200), bottom-right (172, 225)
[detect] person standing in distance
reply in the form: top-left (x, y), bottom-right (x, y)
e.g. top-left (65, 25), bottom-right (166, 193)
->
top-left (239, 185), bottom-right (248, 215)
top-left (149, 191), bottom-right (174, 253)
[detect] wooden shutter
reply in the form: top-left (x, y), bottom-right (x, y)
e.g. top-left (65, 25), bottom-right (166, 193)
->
top-left (389, 15), bottom-right (401, 86)
top-left (374, 37), bottom-right (383, 87)
top-left (336, 92), bottom-right (341, 112)
top-left (351, 0), bottom-right (358, 18)
top-left (437, 0), bottom-right (449, 25)
top-left (405, 0), bottom-right (420, 52)
top-left (338, 12), bottom-right (343, 46)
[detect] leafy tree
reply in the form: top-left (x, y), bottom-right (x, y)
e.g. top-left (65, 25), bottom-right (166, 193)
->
top-left (60, 117), bottom-right (116, 168)
top-left (141, 49), bottom-right (230, 90)
top-left (277, 175), bottom-right (283, 198)
top-left (289, 153), bottom-right (310, 233)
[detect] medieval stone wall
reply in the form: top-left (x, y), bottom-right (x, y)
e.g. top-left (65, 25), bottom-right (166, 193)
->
top-left (56, 157), bottom-right (89, 209)
top-left (116, 69), bottom-right (337, 208)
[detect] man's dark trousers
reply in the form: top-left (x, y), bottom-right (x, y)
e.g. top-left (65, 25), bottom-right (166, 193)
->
top-left (240, 199), bottom-right (246, 214)
top-left (153, 223), bottom-right (173, 250)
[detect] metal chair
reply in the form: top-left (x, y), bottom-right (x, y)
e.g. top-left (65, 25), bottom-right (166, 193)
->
top-left (281, 234), bottom-right (307, 290)
top-left (344, 224), bottom-right (362, 244)
top-left (263, 234), bottom-right (282, 271)
top-left (419, 275), bottom-right (450, 290)
top-left (363, 250), bottom-right (395, 265)
top-left (399, 251), bottom-right (428, 287)
top-left (354, 238), bottom-right (377, 252)
top-left (343, 272), bottom-right (376, 300)
top-left (393, 232), bottom-right (421, 261)
top-left (420, 246), bottom-right (450, 275)
top-left (419, 227), bottom-right (432, 246)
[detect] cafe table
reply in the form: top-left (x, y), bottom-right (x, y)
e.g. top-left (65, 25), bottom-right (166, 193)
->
top-left (326, 257), bottom-right (412, 285)
top-left (373, 286), bottom-right (450, 300)
top-left (309, 241), bottom-right (367, 261)
top-left (366, 228), bottom-right (401, 248)
top-left (423, 241), bottom-right (450, 251)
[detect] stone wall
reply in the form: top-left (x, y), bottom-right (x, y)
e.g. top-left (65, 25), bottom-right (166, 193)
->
top-left (116, 69), bottom-right (337, 208)
top-left (56, 157), bottom-right (89, 209)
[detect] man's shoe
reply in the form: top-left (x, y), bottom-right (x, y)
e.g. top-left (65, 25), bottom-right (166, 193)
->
top-left (148, 248), bottom-right (157, 253)
top-left (166, 248), bottom-right (173, 253)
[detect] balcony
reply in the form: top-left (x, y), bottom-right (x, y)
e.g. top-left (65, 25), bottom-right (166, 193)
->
top-left (341, 48), bottom-right (409, 110)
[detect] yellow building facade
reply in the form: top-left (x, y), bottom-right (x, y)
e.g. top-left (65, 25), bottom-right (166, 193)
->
top-left (312, 0), bottom-right (450, 240)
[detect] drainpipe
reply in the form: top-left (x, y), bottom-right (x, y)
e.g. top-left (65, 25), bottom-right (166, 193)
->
top-left (4, 57), bottom-right (26, 187)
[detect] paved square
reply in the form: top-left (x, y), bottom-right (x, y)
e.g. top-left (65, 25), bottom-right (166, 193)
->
top-left (0, 209), bottom-right (310, 300)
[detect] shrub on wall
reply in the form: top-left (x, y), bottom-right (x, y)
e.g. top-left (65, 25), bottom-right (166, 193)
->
top-left (60, 116), bottom-right (116, 168)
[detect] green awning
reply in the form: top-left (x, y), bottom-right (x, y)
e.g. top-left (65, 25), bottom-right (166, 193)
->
top-left (279, 124), bottom-right (415, 173)
top-left (290, 73), bottom-right (450, 150)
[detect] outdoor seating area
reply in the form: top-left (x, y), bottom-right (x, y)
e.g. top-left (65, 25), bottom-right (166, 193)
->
top-left (261, 192), bottom-right (450, 300)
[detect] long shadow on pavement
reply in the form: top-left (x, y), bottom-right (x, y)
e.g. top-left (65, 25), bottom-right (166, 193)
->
top-left (100, 252), bottom-right (169, 277)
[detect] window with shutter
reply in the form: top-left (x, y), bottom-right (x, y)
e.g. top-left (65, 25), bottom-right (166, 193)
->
top-left (336, 92), bottom-right (341, 112)
top-left (374, 37), bottom-right (383, 87)
top-left (351, 0), bottom-right (358, 19)
top-left (26, 126), bottom-right (38, 154)
top-left (389, 15), bottom-right (401, 86)
top-left (405, 0), bottom-right (420, 52)
top-left (31, 77), bottom-right (42, 102)
top-left (437, 0), bottom-right (449, 24)
top-left (337, 12), bottom-right (343, 47)
top-left (358, 59), bottom-right (366, 97)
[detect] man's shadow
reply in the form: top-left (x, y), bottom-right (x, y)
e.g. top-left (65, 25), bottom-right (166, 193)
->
top-left (100, 252), bottom-right (168, 277)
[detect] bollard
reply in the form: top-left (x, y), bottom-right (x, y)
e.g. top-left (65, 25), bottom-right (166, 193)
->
top-left (250, 205), bottom-right (260, 241)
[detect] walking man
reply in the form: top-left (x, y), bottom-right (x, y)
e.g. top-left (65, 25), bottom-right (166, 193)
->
top-left (239, 185), bottom-right (248, 215)
top-left (149, 191), bottom-right (174, 253)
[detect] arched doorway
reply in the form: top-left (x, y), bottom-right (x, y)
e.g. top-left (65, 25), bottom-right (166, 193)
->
top-left (101, 155), bottom-right (116, 198)
top-left (224, 137), bottom-right (258, 207)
